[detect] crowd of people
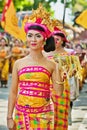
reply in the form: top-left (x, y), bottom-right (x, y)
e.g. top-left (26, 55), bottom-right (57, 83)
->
top-left (0, 4), bottom-right (87, 130)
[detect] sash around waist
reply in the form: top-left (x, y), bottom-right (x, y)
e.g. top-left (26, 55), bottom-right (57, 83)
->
top-left (15, 103), bottom-right (52, 114)
top-left (19, 89), bottom-right (50, 98)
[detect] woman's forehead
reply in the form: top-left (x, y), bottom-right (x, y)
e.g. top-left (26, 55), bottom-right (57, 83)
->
top-left (27, 30), bottom-right (41, 34)
top-left (54, 35), bottom-right (62, 39)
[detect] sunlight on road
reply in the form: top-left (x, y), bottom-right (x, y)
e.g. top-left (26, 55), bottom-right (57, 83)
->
top-left (79, 113), bottom-right (87, 130)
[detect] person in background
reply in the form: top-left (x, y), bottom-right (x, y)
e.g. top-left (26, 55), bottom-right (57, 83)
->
top-left (64, 42), bottom-right (75, 55)
top-left (44, 27), bottom-right (71, 130)
top-left (10, 39), bottom-right (25, 73)
top-left (75, 44), bottom-right (86, 89)
top-left (0, 36), bottom-right (10, 88)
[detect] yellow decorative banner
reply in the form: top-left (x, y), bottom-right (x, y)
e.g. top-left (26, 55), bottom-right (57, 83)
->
top-left (75, 10), bottom-right (87, 29)
top-left (1, 0), bottom-right (26, 42)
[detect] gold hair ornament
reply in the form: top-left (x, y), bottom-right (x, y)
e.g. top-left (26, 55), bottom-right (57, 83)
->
top-left (23, 3), bottom-right (63, 32)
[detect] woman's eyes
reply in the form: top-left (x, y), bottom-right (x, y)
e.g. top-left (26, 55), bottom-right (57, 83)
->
top-left (36, 35), bottom-right (42, 38)
top-left (55, 38), bottom-right (60, 41)
top-left (27, 34), bottom-right (32, 37)
top-left (27, 34), bottom-right (42, 38)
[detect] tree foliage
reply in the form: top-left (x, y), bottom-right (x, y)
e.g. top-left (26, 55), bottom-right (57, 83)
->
top-left (60, 0), bottom-right (87, 13)
top-left (0, 0), bottom-right (57, 13)
top-left (0, 0), bottom-right (5, 13)
top-left (13, 0), bottom-right (33, 11)
top-left (60, 0), bottom-right (87, 25)
top-left (0, 0), bottom-right (87, 26)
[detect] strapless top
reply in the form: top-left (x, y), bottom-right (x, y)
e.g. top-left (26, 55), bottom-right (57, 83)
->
top-left (16, 66), bottom-right (51, 108)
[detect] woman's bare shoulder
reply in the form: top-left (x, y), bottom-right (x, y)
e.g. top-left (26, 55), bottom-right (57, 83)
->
top-left (15, 56), bottom-right (27, 63)
top-left (13, 56), bottom-right (28, 68)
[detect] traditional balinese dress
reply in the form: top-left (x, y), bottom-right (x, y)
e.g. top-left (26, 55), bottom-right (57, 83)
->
top-left (48, 53), bottom-right (70, 130)
top-left (14, 66), bottom-right (54, 130)
top-left (0, 49), bottom-right (9, 87)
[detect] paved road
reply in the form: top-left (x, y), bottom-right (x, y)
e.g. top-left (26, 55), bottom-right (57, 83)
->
top-left (0, 75), bottom-right (11, 130)
top-left (0, 75), bottom-right (87, 130)
top-left (68, 82), bottom-right (87, 130)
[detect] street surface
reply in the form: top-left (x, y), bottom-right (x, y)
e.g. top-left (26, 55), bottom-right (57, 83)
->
top-left (68, 82), bottom-right (87, 130)
top-left (0, 75), bottom-right (87, 130)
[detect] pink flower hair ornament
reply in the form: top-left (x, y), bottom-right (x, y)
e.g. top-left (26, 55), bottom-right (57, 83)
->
top-left (24, 18), bottom-right (51, 40)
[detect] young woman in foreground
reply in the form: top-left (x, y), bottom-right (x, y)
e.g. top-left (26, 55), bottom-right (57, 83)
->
top-left (7, 18), bottom-right (64, 129)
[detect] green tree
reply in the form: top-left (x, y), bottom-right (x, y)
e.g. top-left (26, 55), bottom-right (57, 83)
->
top-left (0, 0), bottom-right (57, 13)
top-left (60, 0), bottom-right (87, 11)
top-left (0, 0), bottom-right (5, 13)
top-left (60, 0), bottom-right (87, 25)
top-left (13, 0), bottom-right (33, 11)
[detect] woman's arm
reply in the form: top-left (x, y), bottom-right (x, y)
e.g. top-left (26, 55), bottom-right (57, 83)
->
top-left (7, 61), bottom-right (18, 118)
top-left (51, 62), bottom-right (64, 96)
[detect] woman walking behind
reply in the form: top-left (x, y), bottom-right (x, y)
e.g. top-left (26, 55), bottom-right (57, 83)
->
top-left (44, 27), bottom-right (70, 130)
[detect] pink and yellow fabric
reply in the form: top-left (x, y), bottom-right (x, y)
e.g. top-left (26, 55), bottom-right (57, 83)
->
top-left (24, 18), bottom-right (51, 40)
top-left (48, 54), bottom-right (70, 130)
top-left (14, 66), bottom-right (54, 130)
top-left (52, 79), bottom-right (70, 130)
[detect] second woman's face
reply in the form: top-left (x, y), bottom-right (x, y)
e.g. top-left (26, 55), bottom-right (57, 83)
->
top-left (27, 30), bottom-right (44, 50)
top-left (53, 35), bottom-right (63, 48)
top-left (75, 46), bottom-right (82, 54)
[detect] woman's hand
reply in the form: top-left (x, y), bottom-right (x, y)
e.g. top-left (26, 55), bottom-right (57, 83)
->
top-left (72, 69), bottom-right (77, 76)
top-left (62, 72), bottom-right (67, 80)
top-left (7, 118), bottom-right (16, 130)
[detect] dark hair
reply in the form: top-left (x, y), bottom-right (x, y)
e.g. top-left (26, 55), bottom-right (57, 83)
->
top-left (44, 36), bottom-right (55, 52)
top-left (75, 44), bottom-right (83, 49)
top-left (62, 41), bottom-right (66, 47)
top-left (55, 33), bottom-right (65, 38)
top-left (28, 25), bottom-right (45, 32)
top-left (44, 34), bottom-right (66, 52)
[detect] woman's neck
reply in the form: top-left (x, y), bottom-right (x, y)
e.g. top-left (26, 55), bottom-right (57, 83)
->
top-left (29, 50), bottom-right (44, 60)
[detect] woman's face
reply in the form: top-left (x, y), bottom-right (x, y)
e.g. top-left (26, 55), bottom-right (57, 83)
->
top-left (14, 40), bottom-right (20, 47)
top-left (27, 30), bottom-right (44, 50)
top-left (53, 35), bottom-right (63, 48)
top-left (75, 45), bottom-right (82, 54)
top-left (0, 39), bottom-right (6, 47)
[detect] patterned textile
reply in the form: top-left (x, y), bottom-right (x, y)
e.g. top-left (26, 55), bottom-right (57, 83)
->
top-left (49, 54), bottom-right (70, 130)
top-left (14, 66), bottom-right (54, 130)
top-left (52, 79), bottom-right (70, 130)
